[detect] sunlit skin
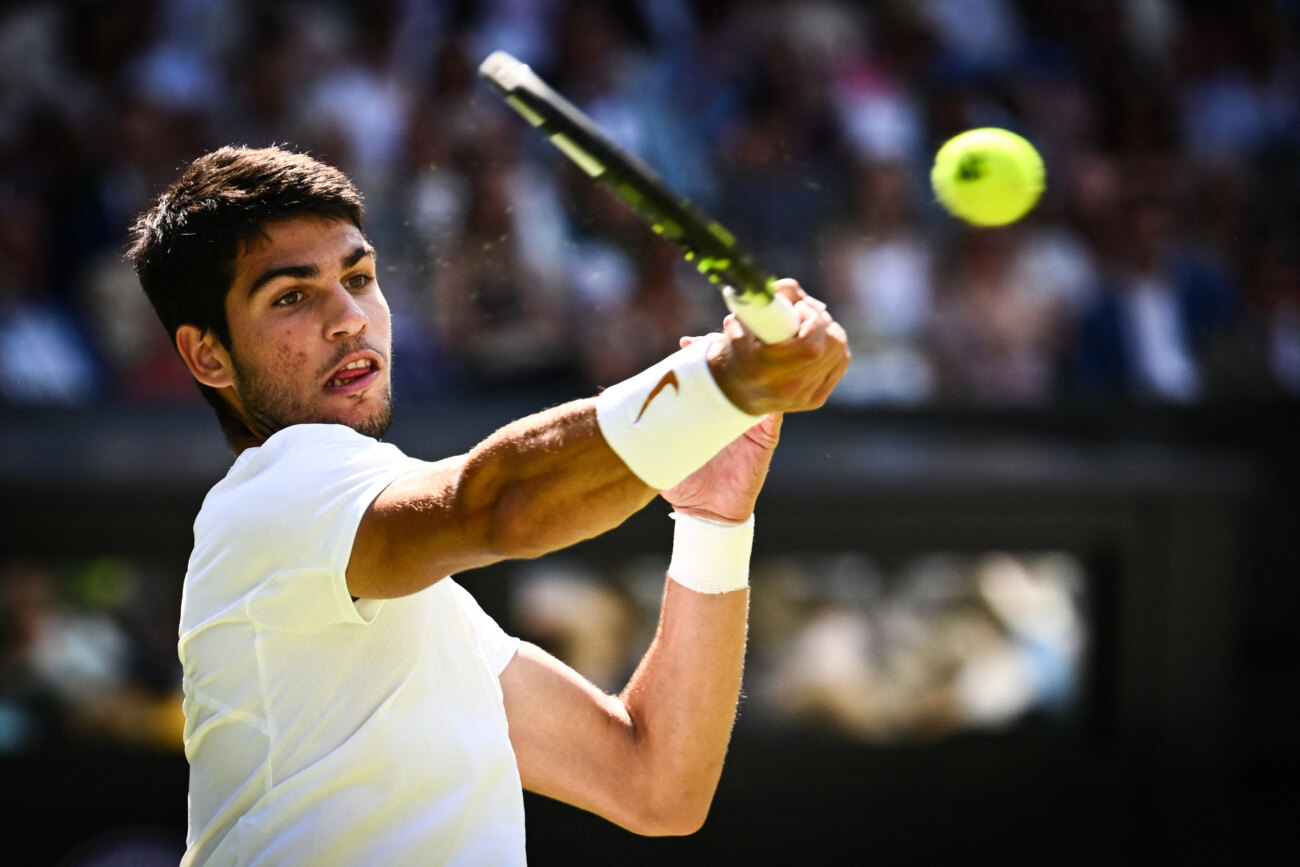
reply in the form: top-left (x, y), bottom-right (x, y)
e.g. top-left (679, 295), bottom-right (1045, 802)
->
top-left (176, 217), bottom-right (394, 449)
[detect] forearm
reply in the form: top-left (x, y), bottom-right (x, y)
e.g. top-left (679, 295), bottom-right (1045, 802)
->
top-left (618, 577), bottom-right (749, 833)
top-left (351, 398), bottom-right (654, 598)
top-left (501, 515), bottom-right (753, 836)
top-left (457, 398), bottom-right (657, 559)
top-left (497, 279), bottom-right (845, 830)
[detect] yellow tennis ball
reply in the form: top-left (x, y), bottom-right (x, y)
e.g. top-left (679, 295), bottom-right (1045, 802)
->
top-left (931, 128), bottom-right (1045, 226)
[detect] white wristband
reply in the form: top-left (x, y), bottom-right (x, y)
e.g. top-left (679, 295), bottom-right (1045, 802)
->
top-left (667, 511), bottom-right (754, 594)
top-left (596, 335), bottom-right (762, 490)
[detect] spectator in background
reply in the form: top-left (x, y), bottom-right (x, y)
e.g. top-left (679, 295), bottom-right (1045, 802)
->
top-left (0, 188), bottom-right (103, 404)
top-left (297, 2), bottom-right (413, 199)
top-left (78, 248), bottom-right (198, 403)
top-left (823, 157), bottom-right (936, 404)
top-left (930, 223), bottom-right (1074, 404)
top-left (1244, 238), bottom-right (1300, 397)
top-left (0, 560), bottom-right (179, 754)
top-left (0, 0), bottom-right (1297, 409)
top-left (404, 37), bottom-right (491, 256)
top-left (1178, 0), bottom-right (1300, 164)
top-left (714, 25), bottom-right (847, 284)
top-left (429, 159), bottom-right (577, 391)
top-left (0, 562), bottom-right (66, 753)
top-left (72, 93), bottom-right (212, 403)
top-left (1073, 189), bottom-right (1240, 402)
top-left (828, 4), bottom-right (928, 169)
top-left (576, 227), bottom-right (721, 388)
top-left (543, 0), bottom-right (702, 198)
top-left (216, 4), bottom-right (318, 151)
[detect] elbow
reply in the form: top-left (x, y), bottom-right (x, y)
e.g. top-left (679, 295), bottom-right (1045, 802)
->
top-left (628, 805), bottom-right (711, 838)
top-left (616, 782), bottom-right (716, 837)
top-left (645, 806), bottom-right (711, 838)
top-left (604, 716), bottom-right (730, 837)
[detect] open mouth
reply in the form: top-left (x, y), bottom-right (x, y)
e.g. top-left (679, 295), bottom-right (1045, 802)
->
top-left (324, 355), bottom-right (382, 393)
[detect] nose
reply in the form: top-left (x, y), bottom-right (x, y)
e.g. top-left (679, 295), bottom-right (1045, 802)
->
top-left (325, 282), bottom-right (368, 340)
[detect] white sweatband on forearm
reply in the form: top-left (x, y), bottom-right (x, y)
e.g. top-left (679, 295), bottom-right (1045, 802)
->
top-left (667, 511), bottom-right (754, 594)
top-left (595, 335), bottom-right (762, 490)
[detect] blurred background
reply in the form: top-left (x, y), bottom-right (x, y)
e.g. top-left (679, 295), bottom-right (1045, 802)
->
top-left (1, 0), bottom-right (1296, 863)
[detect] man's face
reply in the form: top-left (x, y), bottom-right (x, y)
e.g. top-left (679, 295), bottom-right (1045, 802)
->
top-left (222, 216), bottom-right (394, 440)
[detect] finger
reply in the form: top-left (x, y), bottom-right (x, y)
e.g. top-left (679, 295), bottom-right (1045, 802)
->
top-left (790, 308), bottom-right (832, 352)
top-left (761, 411), bottom-right (785, 441)
top-left (780, 298), bottom-right (824, 343)
top-left (805, 323), bottom-right (848, 379)
top-left (743, 411), bottom-right (783, 448)
top-left (774, 324), bottom-right (844, 405)
top-left (809, 347), bottom-right (852, 406)
top-left (723, 313), bottom-right (748, 342)
top-left (773, 278), bottom-right (831, 315)
top-left (798, 294), bottom-right (828, 313)
top-left (683, 330), bottom-right (725, 348)
top-left (796, 305), bottom-right (841, 351)
top-left (772, 278), bottom-right (807, 305)
top-left (821, 319), bottom-right (848, 353)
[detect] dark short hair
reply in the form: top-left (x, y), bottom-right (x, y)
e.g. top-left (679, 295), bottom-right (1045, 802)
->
top-left (127, 146), bottom-right (365, 439)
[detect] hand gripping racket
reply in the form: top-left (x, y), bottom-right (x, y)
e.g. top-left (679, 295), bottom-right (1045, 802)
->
top-left (478, 50), bottom-right (800, 344)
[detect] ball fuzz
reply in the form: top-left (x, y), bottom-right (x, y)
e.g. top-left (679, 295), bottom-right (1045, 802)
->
top-left (931, 128), bottom-right (1045, 226)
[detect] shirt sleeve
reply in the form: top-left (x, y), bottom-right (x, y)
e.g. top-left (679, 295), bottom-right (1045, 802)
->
top-left (193, 424), bottom-right (425, 630)
top-left (448, 579), bottom-right (521, 676)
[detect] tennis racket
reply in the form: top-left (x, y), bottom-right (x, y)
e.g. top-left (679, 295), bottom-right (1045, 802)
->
top-left (478, 50), bottom-right (799, 344)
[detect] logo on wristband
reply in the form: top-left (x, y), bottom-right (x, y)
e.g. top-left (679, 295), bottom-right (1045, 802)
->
top-left (635, 370), bottom-right (680, 423)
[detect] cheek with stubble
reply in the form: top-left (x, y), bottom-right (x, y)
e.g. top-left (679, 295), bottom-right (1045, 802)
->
top-left (232, 336), bottom-right (395, 440)
top-left (230, 340), bottom-right (314, 439)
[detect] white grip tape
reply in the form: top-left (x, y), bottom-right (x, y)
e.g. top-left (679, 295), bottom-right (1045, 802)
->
top-left (668, 511), bottom-right (754, 594)
top-left (723, 288), bottom-right (800, 344)
top-left (596, 335), bottom-right (762, 490)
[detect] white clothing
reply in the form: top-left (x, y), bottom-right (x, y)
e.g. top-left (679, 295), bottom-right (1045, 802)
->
top-left (179, 424), bottom-right (525, 865)
top-left (1125, 277), bottom-right (1200, 402)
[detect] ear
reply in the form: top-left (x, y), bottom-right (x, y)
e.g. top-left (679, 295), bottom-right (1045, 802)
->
top-left (176, 324), bottom-right (235, 389)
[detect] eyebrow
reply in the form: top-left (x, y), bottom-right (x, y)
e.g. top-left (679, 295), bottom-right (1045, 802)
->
top-left (247, 244), bottom-right (376, 298)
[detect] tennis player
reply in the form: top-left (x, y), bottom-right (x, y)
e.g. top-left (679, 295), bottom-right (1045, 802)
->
top-left (129, 146), bottom-right (848, 865)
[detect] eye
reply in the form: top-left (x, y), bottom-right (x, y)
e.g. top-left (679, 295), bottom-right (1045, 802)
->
top-left (273, 289), bottom-right (304, 308)
top-left (344, 272), bottom-right (373, 291)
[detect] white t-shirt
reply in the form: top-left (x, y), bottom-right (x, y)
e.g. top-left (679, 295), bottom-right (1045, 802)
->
top-left (178, 424), bottom-right (525, 866)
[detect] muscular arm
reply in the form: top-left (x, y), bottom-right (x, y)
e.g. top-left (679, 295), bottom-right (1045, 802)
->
top-left (502, 410), bottom-right (783, 836)
top-left (348, 280), bottom-right (846, 601)
top-left (347, 399), bottom-right (656, 599)
top-left (502, 580), bottom-right (747, 835)
top-left (355, 280), bottom-right (843, 831)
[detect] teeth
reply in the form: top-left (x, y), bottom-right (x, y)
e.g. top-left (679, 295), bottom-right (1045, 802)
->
top-left (326, 358), bottom-right (375, 387)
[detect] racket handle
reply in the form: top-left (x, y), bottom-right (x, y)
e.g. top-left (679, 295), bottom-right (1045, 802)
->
top-left (724, 288), bottom-right (799, 344)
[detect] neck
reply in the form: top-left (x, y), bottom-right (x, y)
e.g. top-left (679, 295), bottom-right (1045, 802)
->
top-left (227, 429), bottom-right (264, 456)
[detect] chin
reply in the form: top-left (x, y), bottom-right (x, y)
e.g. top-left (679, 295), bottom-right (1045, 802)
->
top-left (348, 415), bottom-right (392, 440)
top-left (346, 393), bottom-right (395, 440)
top-left (239, 378), bottom-right (395, 443)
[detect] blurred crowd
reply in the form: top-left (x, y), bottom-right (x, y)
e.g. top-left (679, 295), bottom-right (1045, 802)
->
top-left (1, 0), bottom-right (1298, 410)
top-left (0, 557), bottom-right (183, 754)
top-left (1, 544), bottom-right (1085, 754)
top-left (510, 548), bottom-right (1087, 744)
